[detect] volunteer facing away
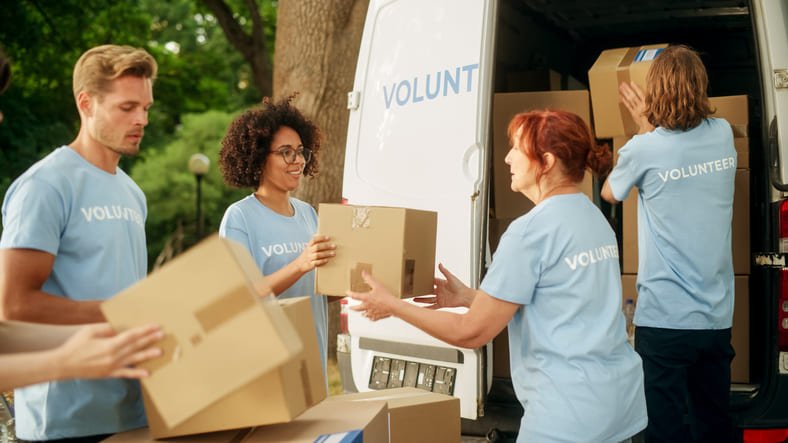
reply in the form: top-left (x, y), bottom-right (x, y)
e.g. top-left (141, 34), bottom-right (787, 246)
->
top-left (601, 45), bottom-right (737, 443)
top-left (218, 96), bottom-right (336, 371)
top-left (351, 110), bottom-right (647, 443)
top-left (0, 44), bottom-right (157, 441)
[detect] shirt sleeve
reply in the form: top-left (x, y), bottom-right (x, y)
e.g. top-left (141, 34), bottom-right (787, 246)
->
top-left (0, 178), bottom-right (65, 255)
top-left (218, 204), bottom-right (252, 250)
top-left (606, 139), bottom-right (642, 202)
top-left (480, 218), bottom-right (542, 306)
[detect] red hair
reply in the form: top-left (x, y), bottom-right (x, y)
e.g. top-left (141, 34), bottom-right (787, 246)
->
top-left (507, 110), bottom-right (612, 184)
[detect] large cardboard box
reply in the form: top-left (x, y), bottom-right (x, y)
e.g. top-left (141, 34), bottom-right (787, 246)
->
top-left (242, 399), bottom-right (389, 443)
top-left (621, 165), bottom-right (750, 275)
top-left (492, 90), bottom-right (595, 219)
top-left (326, 388), bottom-right (461, 443)
top-left (588, 44), bottom-right (668, 138)
top-left (316, 204), bottom-right (437, 297)
top-left (102, 236), bottom-right (323, 438)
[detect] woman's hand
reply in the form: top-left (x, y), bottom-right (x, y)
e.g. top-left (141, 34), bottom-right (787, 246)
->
top-left (347, 271), bottom-right (398, 321)
top-left (413, 263), bottom-right (474, 309)
top-left (296, 234), bottom-right (336, 274)
top-left (619, 81), bottom-right (654, 134)
top-left (52, 323), bottom-right (163, 380)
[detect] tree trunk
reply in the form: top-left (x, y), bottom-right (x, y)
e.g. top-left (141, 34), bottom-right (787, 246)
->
top-left (273, 0), bottom-right (368, 364)
top-left (201, 0), bottom-right (273, 97)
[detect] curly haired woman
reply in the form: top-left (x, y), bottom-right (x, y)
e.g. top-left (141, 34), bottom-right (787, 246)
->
top-left (218, 96), bottom-right (336, 372)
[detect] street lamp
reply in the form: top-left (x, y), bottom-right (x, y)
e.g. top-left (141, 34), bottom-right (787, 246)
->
top-left (188, 153), bottom-right (210, 239)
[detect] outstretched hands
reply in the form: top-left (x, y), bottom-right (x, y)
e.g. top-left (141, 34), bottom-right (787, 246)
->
top-left (619, 82), bottom-right (655, 134)
top-left (347, 271), bottom-right (398, 321)
top-left (413, 263), bottom-right (474, 309)
top-left (296, 234), bottom-right (336, 274)
top-left (53, 323), bottom-right (164, 380)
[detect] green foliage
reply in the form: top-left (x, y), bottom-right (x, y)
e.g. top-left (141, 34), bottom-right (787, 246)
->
top-left (131, 110), bottom-right (249, 267)
top-left (0, 0), bottom-right (276, 261)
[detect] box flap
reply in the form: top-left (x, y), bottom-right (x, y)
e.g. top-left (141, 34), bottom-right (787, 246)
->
top-left (101, 235), bottom-right (302, 429)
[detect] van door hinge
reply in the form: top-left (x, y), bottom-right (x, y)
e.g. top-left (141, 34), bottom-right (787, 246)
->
top-left (754, 253), bottom-right (787, 268)
top-left (347, 91), bottom-right (361, 110)
top-left (775, 69), bottom-right (788, 89)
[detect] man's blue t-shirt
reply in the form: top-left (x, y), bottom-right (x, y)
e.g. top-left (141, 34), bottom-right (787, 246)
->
top-left (607, 118), bottom-right (736, 329)
top-left (481, 193), bottom-right (646, 442)
top-left (1, 146), bottom-right (148, 439)
top-left (219, 195), bottom-right (328, 370)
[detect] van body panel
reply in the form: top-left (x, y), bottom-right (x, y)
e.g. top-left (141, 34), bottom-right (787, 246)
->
top-left (342, 0), bottom-right (497, 420)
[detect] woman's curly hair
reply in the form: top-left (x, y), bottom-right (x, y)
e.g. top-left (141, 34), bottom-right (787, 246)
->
top-left (219, 94), bottom-right (321, 189)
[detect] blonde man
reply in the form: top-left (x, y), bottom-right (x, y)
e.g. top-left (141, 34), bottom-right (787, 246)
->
top-left (0, 44), bottom-right (157, 442)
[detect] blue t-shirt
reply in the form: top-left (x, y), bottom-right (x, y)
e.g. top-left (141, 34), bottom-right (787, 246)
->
top-left (481, 194), bottom-right (646, 442)
top-left (0, 146), bottom-right (148, 439)
top-left (219, 195), bottom-right (328, 370)
top-left (607, 118), bottom-right (736, 330)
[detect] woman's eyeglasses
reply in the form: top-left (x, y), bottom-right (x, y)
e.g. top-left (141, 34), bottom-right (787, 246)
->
top-left (274, 147), bottom-right (312, 164)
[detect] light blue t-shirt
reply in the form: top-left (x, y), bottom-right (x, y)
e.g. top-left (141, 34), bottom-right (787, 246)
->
top-left (0, 146), bottom-right (148, 440)
top-left (481, 194), bottom-right (647, 443)
top-left (219, 195), bottom-right (328, 370)
top-left (607, 118), bottom-right (736, 330)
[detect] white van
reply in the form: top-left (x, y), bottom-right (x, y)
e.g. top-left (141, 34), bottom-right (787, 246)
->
top-left (337, 0), bottom-right (788, 439)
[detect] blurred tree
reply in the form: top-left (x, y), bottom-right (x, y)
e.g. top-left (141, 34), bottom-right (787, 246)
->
top-left (131, 110), bottom-right (248, 266)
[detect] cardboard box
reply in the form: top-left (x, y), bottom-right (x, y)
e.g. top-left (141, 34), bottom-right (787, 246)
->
top-left (316, 204), bottom-right (437, 297)
top-left (102, 236), bottom-right (323, 438)
top-left (588, 44), bottom-right (668, 138)
top-left (326, 388), bottom-right (461, 443)
top-left (103, 427), bottom-right (250, 443)
top-left (621, 274), bottom-right (638, 305)
top-left (492, 90), bottom-right (595, 219)
top-left (242, 399), bottom-right (389, 443)
top-left (621, 169), bottom-right (750, 275)
top-left (710, 95), bottom-right (748, 138)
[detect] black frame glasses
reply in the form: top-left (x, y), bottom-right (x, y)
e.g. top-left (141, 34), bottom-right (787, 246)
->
top-left (274, 147), bottom-right (312, 164)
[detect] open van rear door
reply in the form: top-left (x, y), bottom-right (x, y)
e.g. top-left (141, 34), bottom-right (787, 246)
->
top-left (341, 0), bottom-right (496, 419)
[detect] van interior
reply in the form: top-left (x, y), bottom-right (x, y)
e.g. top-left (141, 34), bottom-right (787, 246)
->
top-left (477, 0), bottom-right (765, 437)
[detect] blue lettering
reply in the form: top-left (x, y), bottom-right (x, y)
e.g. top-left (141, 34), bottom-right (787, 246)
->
top-left (412, 77), bottom-right (424, 103)
top-left (462, 63), bottom-right (479, 92)
top-left (396, 80), bottom-right (411, 106)
top-left (383, 84), bottom-right (396, 109)
top-left (443, 67), bottom-right (460, 96)
top-left (425, 72), bottom-right (441, 99)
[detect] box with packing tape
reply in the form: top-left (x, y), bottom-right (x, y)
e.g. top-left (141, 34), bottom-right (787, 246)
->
top-left (588, 43), bottom-right (668, 138)
top-left (316, 204), bottom-right (437, 298)
top-left (325, 387), bottom-right (461, 443)
top-left (101, 235), bottom-right (326, 439)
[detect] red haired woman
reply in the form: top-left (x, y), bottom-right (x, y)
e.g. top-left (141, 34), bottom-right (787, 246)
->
top-left (351, 110), bottom-right (647, 442)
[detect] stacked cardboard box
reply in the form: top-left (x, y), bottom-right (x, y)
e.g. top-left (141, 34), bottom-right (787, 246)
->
top-left (315, 203), bottom-right (438, 298)
top-left (101, 236), bottom-right (327, 439)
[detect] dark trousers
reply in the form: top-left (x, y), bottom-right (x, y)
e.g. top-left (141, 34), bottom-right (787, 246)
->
top-left (635, 326), bottom-right (735, 443)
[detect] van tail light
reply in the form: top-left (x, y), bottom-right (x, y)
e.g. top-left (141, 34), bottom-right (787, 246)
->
top-left (779, 200), bottom-right (788, 350)
top-left (339, 297), bottom-right (350, 334)
top-left (780, 269), bottom-right (788, 350)
top-left (743, 428), bottom-right (788, 443)
top-left (780, 200), bottom-right (788, 253)
top-left (341, 198), bottom-right (349, 205)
